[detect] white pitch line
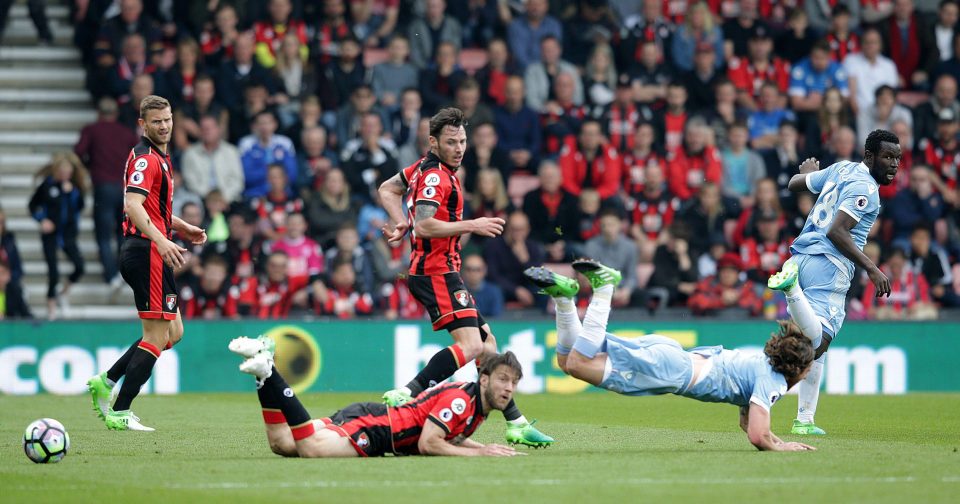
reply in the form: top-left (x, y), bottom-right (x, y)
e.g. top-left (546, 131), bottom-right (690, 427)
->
top-left (10, 475), bottom-right (959, 492)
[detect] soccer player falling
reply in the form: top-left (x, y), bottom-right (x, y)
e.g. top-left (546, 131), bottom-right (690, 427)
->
top-left (86, 96), bottom-right (207, 431)
top-left (525, 259), bottom-right (817, 451)
top-left (229, 335), bottom-right (525, 457)
top-left (767, 129), bottom-right (899, 435)
top-left (376, 107), bottom-right (554, 447)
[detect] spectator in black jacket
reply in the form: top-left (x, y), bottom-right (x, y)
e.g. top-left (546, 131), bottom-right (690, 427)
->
top-left (908, 225), bottom-right (960, 307)
top-left (0, 207), bottom-right (23, 285)
top-left (483, 211), bottom-right (545, 309)
top-left (0, 260), bottom-right (31, 319)
top-left (522, 160), bottom-right (579, 262)
top-left (216, 32), bottom-right (277, 114)
top-left (28, 153), bottom-right (88, 319)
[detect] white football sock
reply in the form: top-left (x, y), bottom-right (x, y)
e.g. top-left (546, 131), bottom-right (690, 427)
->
top-left (507, 415), bottom-right (528, 426)
top-left (785, 285), bottom-right (823, 348)
top-left (797, 354), bottom-right (825, 424)
top-left (573, 284), bottom-right (613, 358)
top-left (554, 296), bottom-right (581, 356)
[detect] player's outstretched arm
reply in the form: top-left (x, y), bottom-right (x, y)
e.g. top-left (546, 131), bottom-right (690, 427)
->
top-left (378, 173), bottom-right (409, 243)
top-left (827, 212), bottom-right (890, 297)
top-left (125, 192), bottom-right (187, 268)
top-left (413, 203), bottom-right (505, 239)
top-left (418, 421), bottom-right (521, 457)
top-left (787, 158), bottom-right (821, 193)
top-left (746, 404), bottom-right (816, 452)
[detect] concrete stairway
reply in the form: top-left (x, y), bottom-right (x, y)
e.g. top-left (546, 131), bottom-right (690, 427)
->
top-left (1, 1), bottom-right (134, 319)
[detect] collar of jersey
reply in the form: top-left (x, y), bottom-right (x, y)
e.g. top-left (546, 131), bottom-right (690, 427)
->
top-left (420, 151), bottom-right (454, 174)
top-left (140, 135), bottom-right (166, 156)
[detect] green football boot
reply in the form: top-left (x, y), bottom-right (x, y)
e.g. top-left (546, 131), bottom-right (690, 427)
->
top-left (505, 420), bottom-right (555, 448)
top-left (571, 258), bottom-right (622, 289)
top-left (105, 409), bottom-right (155, 432)
top-left (86, 371), bottom-right (114, 421)
top-left (768, 260), bottom-right (799, 292)
top-left (382, 388), bottom-right (413, 407)
top-left (791, 419), bottom-right (827, 435)
top-left (523, 266), bottom-right (580, 298)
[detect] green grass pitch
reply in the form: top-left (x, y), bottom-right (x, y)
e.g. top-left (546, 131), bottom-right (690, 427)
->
top-left (2, 392), bottom-right (958, 503)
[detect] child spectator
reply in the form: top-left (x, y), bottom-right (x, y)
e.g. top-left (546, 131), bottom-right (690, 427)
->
top-left (688, 252), bottom-right (763, 316)
top-left (268, 212), bottom-right (323, 292)
top-left (29, 153), bottom-right (88, 319)
top-left (180, 255), bottom-right (240, 319)
top-left (864, 249), bottom-right (938, 320)
top-left (314, 259), bottom-right (374, 318)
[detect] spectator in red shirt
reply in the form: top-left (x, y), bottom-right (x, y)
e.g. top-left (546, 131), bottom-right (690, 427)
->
top-left (200, 4), bottom-right (240, 68)
top-left (728, 24), bottom-right (790, 111)
top-left (269, 212), bottom-right (324, 292)
top-left (475, 37), bottom-right (521, 107)
top-left (559, 120), bottom-right (622, 200)
top-left (314, 258), bottom-right (375, 318)
top-left (181, 255), bottom-right (240, 320)
top-left (313, 0), bottom-right (353, 67)
top-left (254, 0), bottom-right (308, 69)
top-left (667, 117), bottom-right (722, 200)
top-left (238, 251), bottom-right (295, 319)
top-left (628, 161), bottom-right (680, 262)
top-left (622, 122), bottom-right (667, 196)
top-left (540, 73), bottom-right (589, 157)
top-left (863, 248), bottom-right (938, 320)
top-left (920, 107), bottom-right (960, 197)
top-left (740, 209), bottom-right (792, 283)
top-left (253, 164), bottom-right (304, 241)
top-left (827, 4), bottom-right (860, 62)
top-left (602, 74), bottom-right (646, 154)
top-left (660, 81), bottom-right (689, 152)
top-left (688, 252), bottom-right (763, 316)
top-left (880, 0), bottom-right (939, 90)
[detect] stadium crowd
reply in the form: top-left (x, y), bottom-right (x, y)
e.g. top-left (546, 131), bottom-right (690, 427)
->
top-left (2, 0), bottom-right (960, 322)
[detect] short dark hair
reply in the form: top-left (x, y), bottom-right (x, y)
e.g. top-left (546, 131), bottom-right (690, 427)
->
top-left (139, 95), bottom-right (170, 118)
top-left (865, 129), bottom-right (900, 156)
top-left (429, 107), bottom-right (467, 139)
top-left (764, 321), bottom-right (815, 381)
top-left (203, 253), bottom-right (229, 270)
top-left (874, 84), bottom-right (896, 100)
top-left (811, 39), bottom-right (832, 54)
top-left (480, 351), bottom-right (523, 381)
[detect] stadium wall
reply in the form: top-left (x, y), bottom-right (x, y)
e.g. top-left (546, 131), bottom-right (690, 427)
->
top-left (1, 320), bottom-right (955, 395)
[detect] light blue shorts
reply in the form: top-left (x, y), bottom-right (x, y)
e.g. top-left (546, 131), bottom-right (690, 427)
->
top-left (598, 335), bottom-right (693, 396)
top-left (788, 253), bottom-right (852, 338)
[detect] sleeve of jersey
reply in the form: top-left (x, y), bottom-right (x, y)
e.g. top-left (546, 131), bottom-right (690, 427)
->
top-left (126, 156), bottom-right (159, 196)
top-left (748, 372), bottom-right (786, 413)
top-left (399, 163), bottom-right (417, 187)
top-left (414, 172), bottom-right (447, 209)
top-left (804, 165), bottom-right (833, 194)
top-left (837, 182), bottom-right (879, 223)
top-left (426, 389), bottom-right (472, 434)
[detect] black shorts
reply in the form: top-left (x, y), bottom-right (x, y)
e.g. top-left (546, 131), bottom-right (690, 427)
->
top-left (120, 236), bottom-right (178, 320)
top-left (407, 272), bottom-right (485, 331)
top-left (319, 402), bottom-right (393, 457)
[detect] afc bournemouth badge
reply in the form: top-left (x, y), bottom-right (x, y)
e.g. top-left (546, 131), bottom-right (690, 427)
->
top-left (454, 290), bottom-right (469, 307)
top-left (165, 294), bottom-right (177, 310)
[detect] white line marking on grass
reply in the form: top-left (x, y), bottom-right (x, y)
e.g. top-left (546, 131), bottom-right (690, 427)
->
top-left (161, 476), bottom-right (922, 490)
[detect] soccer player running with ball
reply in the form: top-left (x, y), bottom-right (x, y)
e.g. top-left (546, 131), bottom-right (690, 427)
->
top-left (767, 129), bottom-right (899, 435)
top-left (229, 336), bottom-right (525, 457)
top-left (376, 107), bottom-right (554, 447)
top-left (86, 96), bottom-right (207, 431)
top-left (525, 260), bottom-right (817, 452)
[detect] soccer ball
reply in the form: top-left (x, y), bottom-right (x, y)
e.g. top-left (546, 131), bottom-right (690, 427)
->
top-left (23, 418), bottom-right (70, 464)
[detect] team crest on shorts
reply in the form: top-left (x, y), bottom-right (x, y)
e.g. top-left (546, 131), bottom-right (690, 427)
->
top-left (357, 432), bottom-right (369, 448)
top-left (453, 290), bottom-right (469, 307)
top-left (165, 294), bottom-right (177, 310)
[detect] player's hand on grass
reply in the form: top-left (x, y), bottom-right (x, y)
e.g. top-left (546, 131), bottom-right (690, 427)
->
top-left (158, 238), bottom-right (188, 268)
top-left (799, 157), bottom-right (820, 174)
top-left (780, 441), bottom-right (816, 451)
top-left (479, 444), bottom-right (526, 457)
top-left (382, 222), bottom-right (409, 245)
top-left (869, 267), bottom-right (891, 297)
top-left (471, 217), bottom-right (505, 237)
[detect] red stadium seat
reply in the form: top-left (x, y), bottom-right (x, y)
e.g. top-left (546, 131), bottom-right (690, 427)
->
top-left (507, 173), bottom-right (540, 207)
top-left (363, 48), bottom-right (389, 67)
top-left (459, 48), bottom-right (489, 74)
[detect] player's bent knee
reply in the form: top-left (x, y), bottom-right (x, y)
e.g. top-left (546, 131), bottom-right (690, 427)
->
top-left (269, 438), bottom-right (298, 457)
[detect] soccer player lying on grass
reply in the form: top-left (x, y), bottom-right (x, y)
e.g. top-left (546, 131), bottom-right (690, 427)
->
top-left (524, 259), bottom-right (817, 452)
top-left (229, 337), bottom-right (525, 458)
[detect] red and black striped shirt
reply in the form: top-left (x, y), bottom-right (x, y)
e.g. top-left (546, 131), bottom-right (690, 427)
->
top-left (122, 137), bottom-right (174, 240)
top-left (402, 152), bottom-right (464, 276)
top-left (388, 381), bottom-right (486, 455)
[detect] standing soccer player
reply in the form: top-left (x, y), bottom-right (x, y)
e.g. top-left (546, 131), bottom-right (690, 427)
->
top-left (767, 129), bottom-right (899, 435)
top-left (377, 107), bottom-right (554, 447)
top-left (86, 95), bottom-right (207, 431)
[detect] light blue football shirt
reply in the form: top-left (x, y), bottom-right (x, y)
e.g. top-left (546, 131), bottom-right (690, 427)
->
top-left (679, 346), bottom-right (789, 411)
top-left (790, 161), bottom-right (881, 271)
